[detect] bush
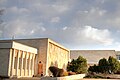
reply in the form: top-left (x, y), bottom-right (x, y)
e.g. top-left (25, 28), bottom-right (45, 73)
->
top-left (49, 66), bottom-right (68, 77)
top-left (68, 71), bottom-right (76, 75)
top-left (67, 56), bottom-right (87, 74)
top-left (88, 56), bottom-right (120, 74)
top-left (98, 58), bottom-right (109, 73)
top-left (108, 56), bottom-right (120, 73)
top-left (49, 66), bottom-right (60, 77)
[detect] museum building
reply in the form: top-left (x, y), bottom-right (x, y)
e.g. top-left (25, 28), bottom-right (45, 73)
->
top-left (0, 38), bottom-right (70, 77)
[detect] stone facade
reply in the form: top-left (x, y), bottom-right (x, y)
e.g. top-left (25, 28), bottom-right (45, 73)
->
top-left (0, 38), bottom-right (70, 76)
top-left (47, 39), bottom-right (70, 76)
top-left (70, 50), bottom-right (117, 65)
top-left (0, 41), bottom-right (37, 77)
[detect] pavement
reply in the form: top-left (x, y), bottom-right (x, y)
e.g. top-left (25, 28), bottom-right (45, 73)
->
top-left (4, 78), bottom-right (120, 80)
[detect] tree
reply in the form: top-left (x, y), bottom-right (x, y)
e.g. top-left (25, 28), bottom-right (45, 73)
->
top-left (108, 56), bottom-right (120, 73)
top-left (88, 56), bottom-right (120, 74)
top-left (98, 58), bottom-right (109, 73)
top-left (67, 56), bottom-right (87, 74)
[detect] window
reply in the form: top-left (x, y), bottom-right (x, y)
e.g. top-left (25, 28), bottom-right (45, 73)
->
top-left (117, 55), bottom-right (120, 60)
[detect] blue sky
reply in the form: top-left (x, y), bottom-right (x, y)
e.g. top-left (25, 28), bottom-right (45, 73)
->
top-left (0, 0), bottom-right (120, 50)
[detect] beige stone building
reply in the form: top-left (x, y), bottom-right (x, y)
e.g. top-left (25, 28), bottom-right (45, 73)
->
top-left (0, 38), bottom-right (70, 77)
top-left (70, 50), bottom-right (117, 66)
top-left (0, 41), bottom-right (37, 77)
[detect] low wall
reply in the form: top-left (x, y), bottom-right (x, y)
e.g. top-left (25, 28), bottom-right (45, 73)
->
top-left (41, 74), bottom-right (85, 80)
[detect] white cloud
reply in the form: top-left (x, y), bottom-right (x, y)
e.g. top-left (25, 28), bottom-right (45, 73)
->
top-left (1, 0), bottom-right (120, 50)
top-left (52, 5), bottom-right (69, 13)
top-left (0, 0), bottom-right (6, 4)
top-left (62, 26), bottom-right (68, 30)
top-left (89, 7), bottom-right (106, 16)
top-left (40, 27), bottom-right (46, 31)
top-left (3, 19), bottom-right (46, 38)
top-left (106, 17), bottom-right (120, 28)
top-left (50, 17), bottom-right (60, 23)
top-left (8, 6), bottom-right (30, 14)
top-left (81, 26), bottom-right (113, 45)
top-left (99, 10), bottom-right (106, 16)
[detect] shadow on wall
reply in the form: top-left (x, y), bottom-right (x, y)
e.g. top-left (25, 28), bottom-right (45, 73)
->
top-left (50, 61), bottom-right (58, 67)
top-left (55, 61), bottom-right (58, 67)
top-left (63, 63), bottom-right (66, 70)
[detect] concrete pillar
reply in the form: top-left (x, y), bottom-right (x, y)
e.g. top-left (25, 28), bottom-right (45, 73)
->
top-left (24, 52), bottom-right (28, 76)
top-left (20, 51), bottom-right (24, 76)
top-left (8, 49), bottom-right (13, 76)
top-left (16, 50), bottom-right (20, 76)
top-left (28, 52), bottom-right (31, 76)
top-left (32, 54), bottom-right (35, 75)
top-left (11, 49), bottom-right (16, 76)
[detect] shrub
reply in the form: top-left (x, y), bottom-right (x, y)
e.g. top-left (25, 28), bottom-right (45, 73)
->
top-left (49, 66), bottom-right (60, 77)
top-left (88, 56), bottom-right (120, 74)
top-left (98, 58), bottom-right (109, 73)
top-left (108, 56), bottom-right (120, 73)
top-left (67, 56), bottom-right (87, 74)
top-left (68, 71), bottom-right (76, 75)
top-left (49, 66), bottom-right (68, 77)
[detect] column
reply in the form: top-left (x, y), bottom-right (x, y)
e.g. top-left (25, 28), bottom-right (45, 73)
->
top-left (32, 54), bottom-right (35, 75)
top-left (24, 52), bottom-right (28, 76)
top-left (16, 50), bottom-right (20, 76)
top-left (11, 49), bottom-right (16, 76)
top-left (8, 49), bottom-right (13, 76)
top-left (28, 53), bottom-right (31, 76)
top-left (20, 51), bottom-right (24, 77)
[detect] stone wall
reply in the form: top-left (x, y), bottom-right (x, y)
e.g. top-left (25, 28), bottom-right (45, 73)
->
top-left (71, 50), bottom-right (116, 65)
top-left (13, 38), bottom-right (48, 75)
top-left (0, 48), bottom-right (10, 76)
top-left (0, 41), bottom-right (37, 77)
top-left (0, 38), bottom-right (70, 76)
top-left (47, 39), bottom-right (70, 76)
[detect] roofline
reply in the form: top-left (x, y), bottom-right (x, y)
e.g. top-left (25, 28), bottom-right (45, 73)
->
top-left (71, 50), bottom-right (116, 51)
top-left (0, 37), bottom-right (48, 41)
top-left (48, 38), bottom-right (70, 52)
top-left (0, 38), bottom-right (70, 51)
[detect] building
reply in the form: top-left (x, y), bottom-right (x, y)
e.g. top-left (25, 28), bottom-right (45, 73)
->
top-left (0, 38), bottom-right (70, 77)
top-left (0, 41), bottom-right (37, 77)
top-left (70, 50), bottom-right (117, 66)
top-left (116, 51), bottom-right (120, 61)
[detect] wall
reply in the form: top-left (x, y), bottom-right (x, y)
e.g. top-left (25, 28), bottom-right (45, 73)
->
top-left (13, 38), bottom-right (48, 75)
top-left (0, 41), bottom-right (37, 77)
top-left (0, 38), bottom-right (70, 76)
top-left (71, 50), bottom-right (116, 65)
top-left (47, 39), bottom-right (70, 76)
top-left (0, 48), bottom-right (10, 76)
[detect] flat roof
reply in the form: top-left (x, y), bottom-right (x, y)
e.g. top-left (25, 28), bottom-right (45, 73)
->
top-left (0, 41), bottom-right (37, 53)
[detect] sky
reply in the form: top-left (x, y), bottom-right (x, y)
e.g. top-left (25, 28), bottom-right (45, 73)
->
top-left (0, 0), bottom-right (120, 50)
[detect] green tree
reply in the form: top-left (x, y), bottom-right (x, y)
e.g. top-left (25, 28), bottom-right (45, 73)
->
top-left (88, 56), bottom-right (120, 74)
top-left (108, 56), bottom-right (120, 73)
top-left (67, 56), bottom-right (87, 74)
top-left (98, 58), bottom-right (109, 73)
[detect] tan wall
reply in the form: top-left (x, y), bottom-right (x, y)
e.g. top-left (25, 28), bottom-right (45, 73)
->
top-left (0, 41), bottom-right (37, 77)
top-left (0, 48), bottom-right (10, 76)
top-left (71, 50), bottom-right (116, 65)
top-left (47, 39), bottom-right (70, 76)
top-left (0, 38), bottom-right (70, 76)
top-left (13, 38), bottom-right (48, 75)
